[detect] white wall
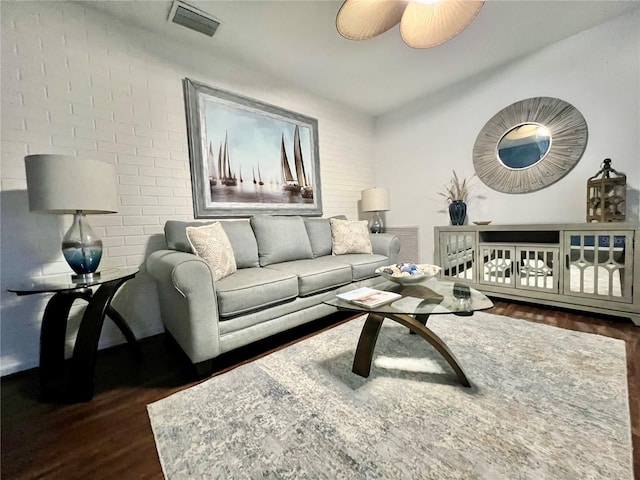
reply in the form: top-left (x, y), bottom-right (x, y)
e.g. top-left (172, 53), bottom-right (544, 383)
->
top-left (0, 1), bottom-right (376, 375)
top-left (375, 10), bottom-right (640, 264)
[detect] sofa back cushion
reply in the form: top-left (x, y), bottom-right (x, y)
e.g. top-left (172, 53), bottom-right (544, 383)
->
top-left (250, 215), bottom-right (314, 266)
top-left (164, 220), bottom-right (259, 268)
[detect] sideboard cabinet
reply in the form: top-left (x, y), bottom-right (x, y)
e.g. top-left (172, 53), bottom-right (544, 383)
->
top-left (434, 223), bottom-right (639, 325)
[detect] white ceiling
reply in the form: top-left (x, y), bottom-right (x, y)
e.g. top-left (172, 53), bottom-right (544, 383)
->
top-left (83, 0), bottom-right (639, 117)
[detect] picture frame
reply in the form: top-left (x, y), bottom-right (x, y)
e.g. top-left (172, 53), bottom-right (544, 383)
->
top-left (183, 78), bottom-right (323, 218)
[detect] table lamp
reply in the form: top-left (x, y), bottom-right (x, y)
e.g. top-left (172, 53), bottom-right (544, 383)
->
top-left (25, 154), bottom-right (118, 282)
top-left (361, 187), bottom-right (390, 234)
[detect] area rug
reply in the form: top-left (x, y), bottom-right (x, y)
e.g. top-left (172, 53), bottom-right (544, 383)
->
top-left (147, 312), bottom-right (632, 479)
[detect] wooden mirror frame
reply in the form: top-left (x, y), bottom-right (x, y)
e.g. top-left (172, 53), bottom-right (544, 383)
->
top-left (472, 97), bottom-right (588, 194)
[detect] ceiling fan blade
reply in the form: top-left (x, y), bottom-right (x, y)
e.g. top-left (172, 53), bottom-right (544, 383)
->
top-left (336, 0), bottom-right (408, 41)
top-left (400, 0), bottom-right (484, 48)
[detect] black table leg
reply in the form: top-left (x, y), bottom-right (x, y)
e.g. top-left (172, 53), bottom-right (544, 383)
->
top-left (70, 277), bottom-right (132, 401)
top-left (39, 291), bottom-right (89, 398)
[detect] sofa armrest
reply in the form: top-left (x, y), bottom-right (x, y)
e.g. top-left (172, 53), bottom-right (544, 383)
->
top-left (369, 233), bottom-right (401, 264)
top-left (146, 250), bottom-right (221, 363)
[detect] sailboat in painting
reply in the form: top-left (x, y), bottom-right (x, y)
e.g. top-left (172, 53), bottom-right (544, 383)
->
top-left (220, 132), bottom-right (237, 186)
top-left (207, 141), bottom-right (217, 186)
top-left (293, 125), bottom-right (313, 199)
top-left (281, 134), bottom-right (300, 193)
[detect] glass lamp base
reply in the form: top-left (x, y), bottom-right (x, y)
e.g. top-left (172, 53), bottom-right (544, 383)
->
top-left (369, 212), bottom-right (384, 234)
top-left (62, 212), bottom-right (103, 278)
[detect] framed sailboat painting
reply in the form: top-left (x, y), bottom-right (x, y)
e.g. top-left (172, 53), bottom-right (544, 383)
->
top-left (183, 78), bottom-right (323, 218)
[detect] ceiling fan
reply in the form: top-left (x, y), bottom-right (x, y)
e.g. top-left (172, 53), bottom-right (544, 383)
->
top-left (336, 0), bottom-right (485, 49)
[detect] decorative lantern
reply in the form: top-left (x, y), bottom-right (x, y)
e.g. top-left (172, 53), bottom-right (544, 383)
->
top-left (586, 158), bottom-right (626, 222)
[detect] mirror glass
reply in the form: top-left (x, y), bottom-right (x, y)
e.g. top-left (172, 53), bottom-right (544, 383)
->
top-left (497, 123), bottom-right (551, 169)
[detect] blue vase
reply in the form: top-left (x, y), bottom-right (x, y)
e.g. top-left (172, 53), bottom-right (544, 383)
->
top-left (449, 200), bottom-right (467, 225)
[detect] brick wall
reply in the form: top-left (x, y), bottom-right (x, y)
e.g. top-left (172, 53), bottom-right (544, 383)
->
top-left (0, 1), bottom-right (376, 375)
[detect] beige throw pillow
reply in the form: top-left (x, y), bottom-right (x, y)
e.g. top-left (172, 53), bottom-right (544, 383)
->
top-left (330, 218), bottom-right (373, 255)
top-left (186, 222), bottom-right (237, 281)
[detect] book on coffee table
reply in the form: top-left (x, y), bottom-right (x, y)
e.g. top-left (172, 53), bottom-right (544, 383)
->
top-left (336, 287), bottom-right (401, 308)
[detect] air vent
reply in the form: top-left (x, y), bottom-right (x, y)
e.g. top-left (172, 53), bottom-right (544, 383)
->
top-left (168, 0), bottom-right (220, 37)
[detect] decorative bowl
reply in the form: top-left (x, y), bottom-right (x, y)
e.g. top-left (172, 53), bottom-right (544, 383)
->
top-left (375, 263), bottom-right (442, 284)
top-left (473, 220), bottom-right (492, 225)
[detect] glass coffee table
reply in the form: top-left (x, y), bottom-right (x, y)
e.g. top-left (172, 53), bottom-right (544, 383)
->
top-left (323, 277), bottom-right (494, 387)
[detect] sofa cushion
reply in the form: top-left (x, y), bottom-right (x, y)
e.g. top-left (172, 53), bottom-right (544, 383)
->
top-left (264, 257), bottom-right (352, 296)
top-left (220, 220), bottom-right (260, 268)
top-left (330, 218), bottom-right (373, 255)
top-left (186, 222), bottom-right (237, 281)
top-left (325, 253), bottom-right (390, 280)
top-left (250, 215), bottom-right (314, 266)
top-left (303, 218), bottom-right (332, 258)
top-left (215, 267), bottom-right (299, 318)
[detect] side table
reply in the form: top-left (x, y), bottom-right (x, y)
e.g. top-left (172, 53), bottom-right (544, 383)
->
top-left (7, 267), bottom-right (139, 402)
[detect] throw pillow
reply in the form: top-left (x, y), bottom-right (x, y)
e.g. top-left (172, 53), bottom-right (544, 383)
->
top-left (330, 218), bottom-right (373, 255)
top-left (186, 222), bottom-right (237, 281)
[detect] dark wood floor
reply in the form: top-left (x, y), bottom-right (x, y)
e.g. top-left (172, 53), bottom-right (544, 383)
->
top-left (2, 301), bottom-right (638, 480)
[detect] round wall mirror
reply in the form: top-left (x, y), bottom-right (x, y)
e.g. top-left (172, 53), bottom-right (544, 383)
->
top-left (473, 97), bottom-right (588, 194)
top-left (497, 123), bottom-right (551, 169)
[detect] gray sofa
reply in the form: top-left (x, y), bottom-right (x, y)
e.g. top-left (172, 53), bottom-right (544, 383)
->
top-left (146, 215), bottom-right (400, 375)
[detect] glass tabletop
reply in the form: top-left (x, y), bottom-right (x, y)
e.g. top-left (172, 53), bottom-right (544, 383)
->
top-left (6, 267), bottom-right (139, 296)
top-left (323, 276), bottom-right (493, 316)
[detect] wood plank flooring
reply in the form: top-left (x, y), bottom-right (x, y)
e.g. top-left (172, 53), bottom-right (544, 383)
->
top-left (2, 302), bottom-right (638, 480)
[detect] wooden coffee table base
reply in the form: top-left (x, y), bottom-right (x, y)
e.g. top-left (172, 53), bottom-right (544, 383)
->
top-left (352, 312), bottom-right (471, 387)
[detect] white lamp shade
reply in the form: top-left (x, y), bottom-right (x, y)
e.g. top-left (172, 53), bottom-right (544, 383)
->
top-left (25, 155), bottom-right (118, 214)
top-left (361, 187), bottom-right (390, 212)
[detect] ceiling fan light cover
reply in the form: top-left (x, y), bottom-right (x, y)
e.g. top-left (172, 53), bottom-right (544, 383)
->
top-left (400, 0), bottom-right (484, 48)
top-left (336, 0), bottom-right (408, 40)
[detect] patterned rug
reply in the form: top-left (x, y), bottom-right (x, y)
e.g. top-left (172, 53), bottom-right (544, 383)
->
top-left (147, 312), bottom-right (632, 479)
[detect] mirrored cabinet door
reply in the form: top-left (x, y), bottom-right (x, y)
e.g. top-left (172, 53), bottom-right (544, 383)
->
top-left (564, 231), bottom-right (634, 303)
top-left (439, 232), bottom-right (476, 282)
top-left (516, 246), bottom-right (559, 293)
top-left (479, 244), bottom-right (515, 287)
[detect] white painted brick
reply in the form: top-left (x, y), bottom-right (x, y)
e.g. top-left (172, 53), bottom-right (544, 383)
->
top-left (75, 149), bottom-right (116, 163)
top-left (117, 154), bottom-right (154, 167)
top-left (72, 103), bottom-right (113, 120)
top-left (49, 110), bottom-right (92, 127)
top-left (140, 186), bottom-right (174, 197)
top-left (117, 206), bottom-right (143, 216)
top-left (1, 141), bottom-right (28, 155)
top-left (124, 235), bottom-right (152, 245)
top-left (107, 245), bottom-right (146, 257)
top-left (105, 226), bottom-right (145, 236)
top-left (122, 216), bottom-right (159, 226)
top-left (169, 150), bottom-right (189, 161)
top-left (119, 175), bottom-right (155, 186)
top-left (2, 115), bottom-right (25, 131)
top-left (90, 215), bottom-right (123, 227)
top-left (102, 237), bottom-right (125, 247)
top-left (151, 138), bottom-right (183, 152)
top-left (172, 169), bottom-right (190, 179)
top-left (173, 206), bottom-right (193, 215)
top-left (156, 177), bottom-right (186, 188)
top-left (133, 125), bottom-right (168, 141)
top-left (157, 197), bottom-right (189, 206)
top-left (25, 118), bottom-right (73, 136)
top-left (136, 146), bottom-right (169, 159)
top-left (159, 214), bottom-right (191, 224)
top-left (114, 164), bottom-right (138, 175)
top-left (98, 141), bottom-right (136, 155)
top-left (95, 119), bottom-right (134, 135)
top-left (116, 132), bottom-right (152, 148)
top-left (139, 166), bottom-right (171, 177)
top-left (121, 196), bottom-right (157, 206)
top-left (142, 206), bottom-right (175, 215)
top-left (1, 177), bottom-right (27, 191)
top-left (52, 134), bottom-right (96, 150)
top-left (74, 126), bottom-right (115, 142)
top-left (172, 187), bottom-right (191, 197)
top-left (143, 225), bottom-right (165, 235)
top-left (116, 185), bottom-right (141, 196)
top-left (26, 144), bottom-right (76, 156)
top-left (99, 257), bottom-right (127, 269)
top-left (155, 158), bottom-right (185, 170)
